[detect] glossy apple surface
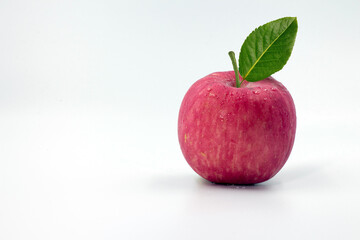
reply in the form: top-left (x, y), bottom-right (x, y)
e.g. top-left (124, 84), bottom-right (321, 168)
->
top-left (178, 71), bottom-right (296, 184)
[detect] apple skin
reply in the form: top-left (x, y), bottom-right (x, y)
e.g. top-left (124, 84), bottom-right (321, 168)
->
top-left (178, 71), bottom-right (296, 184)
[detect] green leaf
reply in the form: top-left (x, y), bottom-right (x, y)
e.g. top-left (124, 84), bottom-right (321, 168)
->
top-left (238, 17), bottom-right (298, 82)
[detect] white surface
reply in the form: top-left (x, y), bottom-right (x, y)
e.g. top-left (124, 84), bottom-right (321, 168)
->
top-left (1, 0), bottom-right (360, 239)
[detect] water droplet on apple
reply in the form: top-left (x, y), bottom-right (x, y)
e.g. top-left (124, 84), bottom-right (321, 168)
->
top-left (264, 97), bottom-right (268, 100)
top-left (271, 87), bottom-right (276, 91)
top-left (207, 87), bottom-right (212, 91)
top-left (252, 90), bottom-right (260, 95)
top-left (219, 111), bottom-right (226, 121)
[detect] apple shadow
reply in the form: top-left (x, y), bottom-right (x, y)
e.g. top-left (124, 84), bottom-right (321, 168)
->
top-left (195, 177), bottom-right (276, 192)
top-left (182, 177), bottom-right (285, 214)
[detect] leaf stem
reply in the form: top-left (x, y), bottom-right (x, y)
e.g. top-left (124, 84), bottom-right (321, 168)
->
top-left (228, 51), bottom-right (241, 88)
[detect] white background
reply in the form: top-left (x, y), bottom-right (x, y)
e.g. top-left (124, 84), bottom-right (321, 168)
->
top-left (0, 0), bottom-right (359, 239)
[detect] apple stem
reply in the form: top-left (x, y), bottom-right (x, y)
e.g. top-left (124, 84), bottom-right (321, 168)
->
top-left (228, 51), bottom-right (241, 88)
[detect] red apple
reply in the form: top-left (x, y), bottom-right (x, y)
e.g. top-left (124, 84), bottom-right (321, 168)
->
top-left (178, 71), bottom-right (296, 184)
